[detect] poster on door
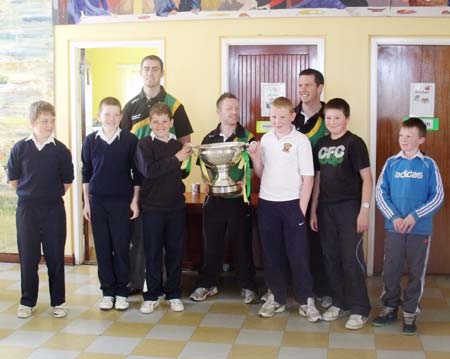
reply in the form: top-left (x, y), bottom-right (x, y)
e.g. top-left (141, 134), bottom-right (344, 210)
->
top-left (409, 83), bottom-right (435, 117)
top-left (260, 82), bottom-right (286, 117)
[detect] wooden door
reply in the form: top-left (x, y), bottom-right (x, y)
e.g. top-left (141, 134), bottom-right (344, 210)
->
top-left (228, 44), bottom-right (319, 268)
top-left (375, 45), bottom-right (450, 274)
top-left (228, 45), bottom-right (318, 141)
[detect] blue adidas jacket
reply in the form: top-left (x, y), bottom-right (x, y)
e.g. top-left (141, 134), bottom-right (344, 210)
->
top-left (376, 151), bottom-right (444, 235)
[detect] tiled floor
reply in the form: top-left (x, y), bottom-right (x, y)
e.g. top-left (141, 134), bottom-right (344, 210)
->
top-left (0, 262), bottom-right (450, 359)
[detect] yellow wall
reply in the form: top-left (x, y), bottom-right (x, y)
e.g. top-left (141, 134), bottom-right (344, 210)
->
top-left (84, 47), bottom-right (155, 116)
top-left (54, 17), bottom-right (450, 255)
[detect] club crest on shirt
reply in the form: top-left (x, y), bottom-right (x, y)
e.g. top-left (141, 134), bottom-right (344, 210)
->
top-left (283, 143), bottom-right (292, 152)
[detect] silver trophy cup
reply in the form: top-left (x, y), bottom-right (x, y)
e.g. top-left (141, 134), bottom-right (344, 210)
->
top-left (196, 142), bottom-right (247, 197)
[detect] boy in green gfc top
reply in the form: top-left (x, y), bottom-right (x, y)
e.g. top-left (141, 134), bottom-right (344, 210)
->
top-left (190, 92), bottom-right (257, 304)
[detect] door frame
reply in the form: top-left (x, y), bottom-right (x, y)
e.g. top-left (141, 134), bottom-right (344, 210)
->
top-left (69, 40), bottom-right (164, 264)
top-left (221, 37), bottom-right (325, 93)
top-left (369, 37), bottom-right (450, 275)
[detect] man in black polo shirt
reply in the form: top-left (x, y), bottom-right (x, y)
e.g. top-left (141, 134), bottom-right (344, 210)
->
top-left (122, 55), bottom-right (193, 294)
top-left (190, 92), bottom-right (257, 304)
top-left (293, 68), bottom-right (331, 307)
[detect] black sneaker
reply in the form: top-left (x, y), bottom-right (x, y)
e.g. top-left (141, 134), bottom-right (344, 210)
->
top-left (402, 312), bottom-right (417, 335)
top-left (372, 306), bottom-right (398, 327)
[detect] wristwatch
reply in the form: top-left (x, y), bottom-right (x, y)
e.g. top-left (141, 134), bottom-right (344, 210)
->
top-left (361, 202), bottom-right (370, 209)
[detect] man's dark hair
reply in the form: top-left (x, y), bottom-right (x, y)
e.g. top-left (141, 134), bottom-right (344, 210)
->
top-left (324, 98), bottom-right (350, 118)
top-left (216, 92), bottom-right (238, 109)
top-left (140, 55), bottom-right (164, 71)
top-left (299, 68), bottom-right (324, 87)
top-left (403, 117), bottom-right (427, 138)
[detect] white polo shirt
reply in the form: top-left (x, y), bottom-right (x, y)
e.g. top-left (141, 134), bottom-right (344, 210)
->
top-left (259, 126), bottom-right (314, 202)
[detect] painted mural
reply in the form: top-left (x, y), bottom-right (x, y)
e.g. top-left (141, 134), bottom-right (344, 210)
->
top-left (0, 0), bottom-right (54, 253)
top-left (58, 0), bottom-right (450, 24)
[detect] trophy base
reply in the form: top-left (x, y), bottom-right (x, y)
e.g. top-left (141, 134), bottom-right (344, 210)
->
top-left (209, 184), bottom-right (241, 197)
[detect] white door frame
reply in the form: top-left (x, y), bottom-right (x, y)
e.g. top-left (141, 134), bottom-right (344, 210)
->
top-left (69, 40), bottom-right (164, 264)
top-left (221, 37), bottom-right (325, 94)
top-left (368, 37), bottom-right (450, 275)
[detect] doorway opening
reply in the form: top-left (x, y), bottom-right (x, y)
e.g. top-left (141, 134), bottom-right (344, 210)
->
top-left (69, 40), bottom-right (164, 264)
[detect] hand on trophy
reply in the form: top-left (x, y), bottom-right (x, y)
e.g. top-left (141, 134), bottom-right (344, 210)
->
top-left (247, 141), bottom-right (261, 160)
top-left (175, 143), bottom-right (193, 162)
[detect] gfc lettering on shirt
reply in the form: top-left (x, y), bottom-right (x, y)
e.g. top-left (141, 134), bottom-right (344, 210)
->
top-left (394, 170), bottom-right (424, 179)
top-left (318, 145), bottom-right (346, 166)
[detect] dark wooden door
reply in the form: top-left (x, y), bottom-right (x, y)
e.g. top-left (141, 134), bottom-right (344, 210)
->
top-left (228, 45), bottom-right (318, 141)
top-left (375, 45), bottom-right (450, 274)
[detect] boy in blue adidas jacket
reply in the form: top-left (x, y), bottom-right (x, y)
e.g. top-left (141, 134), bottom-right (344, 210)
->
top-left (374, 117), bottom-right (444, 335)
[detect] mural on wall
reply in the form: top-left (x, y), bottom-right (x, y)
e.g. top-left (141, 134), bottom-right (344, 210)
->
top-left (57, 0), bottom-right (450, 24)
top-left (0, 0), bottom-right (54, 253)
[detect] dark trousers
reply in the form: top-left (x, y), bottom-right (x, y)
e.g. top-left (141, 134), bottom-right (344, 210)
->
top-left (197, 196), bottom-right (256, 291)
top-left (16, 203), bottom-right (66, 307)
top-left (382, 231), bottom-right (430, 314)
top-left (129, 216), bottom-right (146, 291)
top-left (306, 209), bottom-right (331, 298)
top-left (257, 199), bottom-right (313, 305)
top-left (142, 208), bottom-right (186, 301)
top-left (90, 197), bottom-right (131, 297)
top-left (318, 200), bottom-right (371, 316)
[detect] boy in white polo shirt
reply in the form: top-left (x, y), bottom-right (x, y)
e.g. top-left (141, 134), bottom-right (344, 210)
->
top-left (248, 97), bottom-right (321, 321)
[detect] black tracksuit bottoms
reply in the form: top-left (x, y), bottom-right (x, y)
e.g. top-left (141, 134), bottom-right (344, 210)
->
top-left (197, 196), bottom-right (256, 291)
top-left (318, 199), bottom-right (371, 316)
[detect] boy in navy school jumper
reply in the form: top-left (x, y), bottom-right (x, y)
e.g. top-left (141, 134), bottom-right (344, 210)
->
top-left (248, 97), bottom-right (321, 321)
top-left (373, 117), bottom-right (444, 335)
top-left (135, 102), bottom-right (193, 314)
top-left (7, 101), bottom-right (74, 319)
top-left (309, 98), bottom-right (373, 330)
top-left (82, 97), bottom-right (141, 311)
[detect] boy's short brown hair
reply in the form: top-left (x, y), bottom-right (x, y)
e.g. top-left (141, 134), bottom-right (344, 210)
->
top-left (270, 97), bottom-right (294, 113)
top-left (324, 98), bottom-right (350, 118)
top-left (29, 101), bottom-right (55, 122)
top-left (98, 97), bottom-right (122, 112)
top-left (149, 102), bottom-right (172, 121)
top-left (402, 117), bottom-right (427, 138)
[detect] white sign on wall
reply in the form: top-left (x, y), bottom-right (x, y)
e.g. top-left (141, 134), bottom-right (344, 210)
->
top-left (409, 83), bottom-right (435, 117)
top-left (261, 82), bottom-right (286, 117)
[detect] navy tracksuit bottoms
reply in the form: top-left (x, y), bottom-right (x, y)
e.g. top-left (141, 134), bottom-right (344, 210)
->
top-left (257, 198), bottom-right (314, 305)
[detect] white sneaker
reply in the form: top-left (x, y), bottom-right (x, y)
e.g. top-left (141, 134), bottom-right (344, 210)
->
top-left (345, 314), bottom-right (368, 330)
top-left (140, 299), bottom-right (160, 314)
top-left (258, 294), bottom-right (286, 318)
top-left (189, 286), bottom-right (219, 302)
top-left (115, 296), bottom-right (129, 311)
top-left (318, 296), bottom-right (333, 309)
top-left (167, 298), bottom-right (184, 312)
top-left (99, 296), bottom-right (114, 310)
top-left (241, 289), bottom-right (257, 304)
top-left (323, 305), bottom-right (351, 321)
top-left (260, 289), bottom-right (272, 302)
top-left (299, 297), bottom-right (322, 323)
top-left (53, 303), bottom-right (67, 318)
top-left (17, 304), bottom-right (35, 319)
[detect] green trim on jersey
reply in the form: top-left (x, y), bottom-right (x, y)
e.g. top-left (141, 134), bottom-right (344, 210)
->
top-left (305, 116), bottom-right (327, 148)
top-left (131, 94), bottom-right (181, 140)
